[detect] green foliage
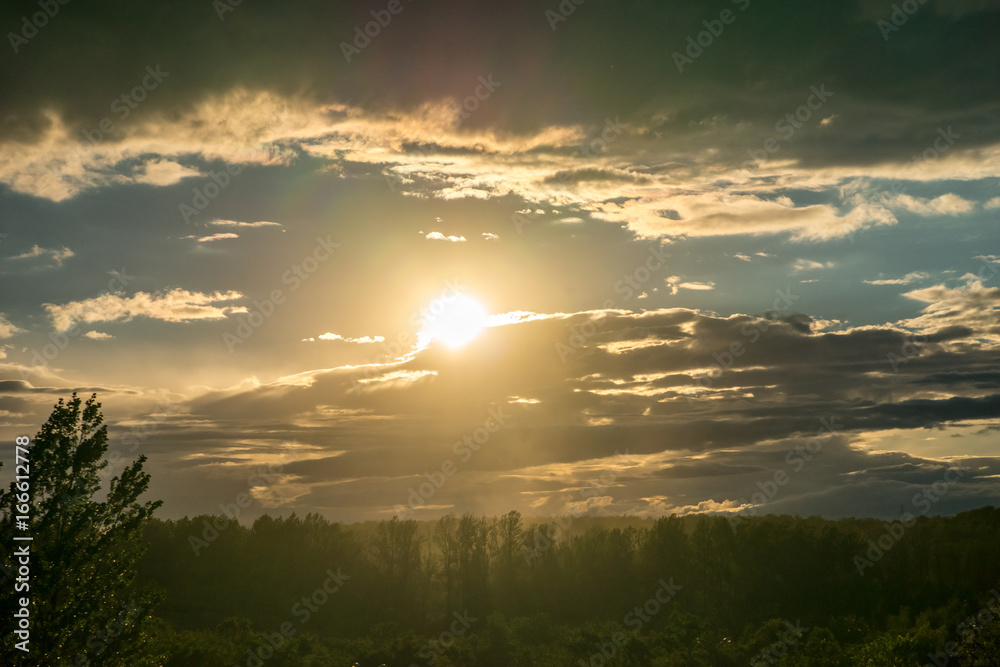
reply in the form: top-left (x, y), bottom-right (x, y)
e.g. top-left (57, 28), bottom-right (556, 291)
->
top-left (134, 508), bottom-right (1000, 666)
top-left (0, 393), bottom-right (162, 665)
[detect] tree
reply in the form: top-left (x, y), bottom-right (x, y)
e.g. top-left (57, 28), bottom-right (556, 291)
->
top-left (0, 393), bottom-right (162, 665)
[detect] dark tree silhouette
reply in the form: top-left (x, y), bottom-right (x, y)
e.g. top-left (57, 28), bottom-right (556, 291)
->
top-left (0, 393), bottom-right (162, 665)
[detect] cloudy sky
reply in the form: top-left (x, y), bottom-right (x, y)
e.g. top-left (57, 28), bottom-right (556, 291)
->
top-left (1, 0), bottom-right (999, 523)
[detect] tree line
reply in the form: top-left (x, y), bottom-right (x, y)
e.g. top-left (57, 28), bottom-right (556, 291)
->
top-left (136, 508), bottom-right (1000, 666)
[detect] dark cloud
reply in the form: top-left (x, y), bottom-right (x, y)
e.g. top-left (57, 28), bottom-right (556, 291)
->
top-left (2, 0), bottom-right (999, 166)
top-left (2, 0), bottom-right (998, 522)
top-left (121, 306), bottom-right (999, 519)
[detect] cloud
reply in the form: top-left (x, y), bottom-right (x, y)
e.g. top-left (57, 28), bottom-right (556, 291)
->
top-left (0, 87), bottom-right (993, 245)
top-left (663, 277), bottom-right (715, 295)
top-left (0, 0), bottom-right (996, 250)
top-left (0, 90), bottom-right (314, 201)
top-left (901, 277), bottom-right (1000, 341)
top-left (975, 255), bottom-right (1000, 267)
top-left (9, 245), bottom-right (74, 266)
top-left (167, 302), bottom-right (1000, 520)
top-left (185, 233), bottom-right (239, 243)
top-left (0, 314), bottom-right (23, 339)
top-left (44, 288), bottom-right (244, 332)
top-left (425, 232), bottom-right (467, 242)
top-left (482, 232), bottom-right (500, 241)
top-left (886, 193), bottom-right (976, 216)
top-left (792, 259), bottom-right (834, 272)
top-left (864, 271), bottom-right (930, 285)
top-left (133, 159), bottom-right (202, 186)
top-left (306, 333), bottom-right (386, 344)
top-left (84, 331), bottom-right (114, 340)
top-left (209, 220), bottom-right (283, 228)
top-left (0, 83), bottom-right (988, 245)
top-left (3, 0), bottom-right (1000, 522)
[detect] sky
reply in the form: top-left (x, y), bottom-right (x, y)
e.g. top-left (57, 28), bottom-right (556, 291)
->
top-left (1, 0), bottom-right (999, 524)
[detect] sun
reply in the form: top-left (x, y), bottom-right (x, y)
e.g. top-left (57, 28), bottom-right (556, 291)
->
top-left (420, 294), bottom-right (488, 348)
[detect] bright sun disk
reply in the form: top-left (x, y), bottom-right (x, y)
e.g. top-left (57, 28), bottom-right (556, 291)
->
top-left (420, 294), bottom-right (488, 348)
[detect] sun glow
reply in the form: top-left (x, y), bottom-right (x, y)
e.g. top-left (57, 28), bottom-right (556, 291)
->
top-left (420, 294), bottom-right (488, 348)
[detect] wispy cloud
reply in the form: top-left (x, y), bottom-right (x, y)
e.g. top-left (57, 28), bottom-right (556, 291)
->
top-left (44, 288), bottom-right (244, 332)
top-left (901, 276), bottom-right (1000, 341)
top-left (425, 232), bottom-right (467, 242)
top-left (885, 193), bottom-right (975, 216)
top-left (664, 277), bottom-right (716, 295)
top-left (864, 272), bottom-right (930, 286)
top-left (792, 259), bottom-right (834, 273)
top-left (184, 233), bottom-right (239, 243)
top-left (9, 245), bottom-right (74, 266)
top-left (133, 159), bottom-right (202, 186)
top-left (303, 332), bottom-right (386, 344)
top-left (209, 219), bottom-right (283, 228)
top-left (0, 314), bottom-right (23, 339)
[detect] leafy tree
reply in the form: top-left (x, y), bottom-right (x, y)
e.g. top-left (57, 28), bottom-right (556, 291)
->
top-left (0, 393), bottom-right (162, 665)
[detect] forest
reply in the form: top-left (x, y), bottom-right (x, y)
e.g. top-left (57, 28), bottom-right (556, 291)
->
top-left (135, 509), bottom-right (1000, 666)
